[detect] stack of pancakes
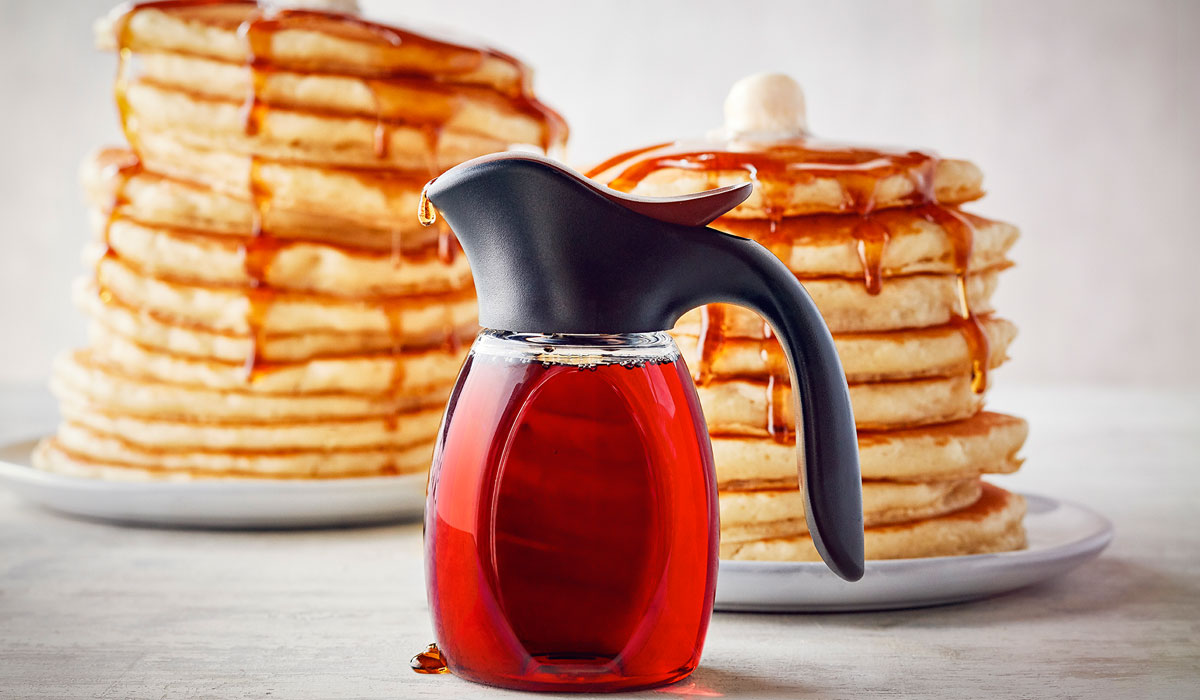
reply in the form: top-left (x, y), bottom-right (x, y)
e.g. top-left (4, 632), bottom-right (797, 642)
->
top-left (591, 77), bottom-right (1028, 561)
top-left (34, 1), bottom-right (564, 480)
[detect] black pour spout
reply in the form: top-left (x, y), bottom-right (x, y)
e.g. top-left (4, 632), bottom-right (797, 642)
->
top-left (423, 152), bottom-right (864, 581)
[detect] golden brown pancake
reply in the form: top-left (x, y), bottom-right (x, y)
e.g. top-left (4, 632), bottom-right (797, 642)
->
top-left (132, 131), bottom-right (436, 232)
top-left (677, 316), bottom-right (1015, 383)
top-left (713, 412), bottom-right (1028, 487)
top-left (136, 51), bottom-right (554, 148)
top-left (94, 2), bottom-right (533, 96)
top-left (77, 280), bottom-right (477, 363)
top-left (83, 148), bottom-right (436, 250)
top-left (94, 213), bottom-right (473, 297)
top-left (675, 269), bottom-right (1001, 335)
top-left (125, 82), bottom-right (513, 171)
top-left (721, 483), bottom-right (1026, 560)
top-left (713, 210), bottom-right (1018, 279)
top-left (87, 324), bottom-right (464, 396)
top-left (589, 141), bottom-right (983, 218)
top-left (94, 255), bottom-right (477, 338)
top-left (56, 398), bottom-right (442, 452)
top-left (35, 435), bottom-right (435, 480)
top-left (52, 349), bottom-right (447, 422)
top-left (720, 478), bottom-right (981, 543)
top-left (699, 372), bottom-right (987, 433)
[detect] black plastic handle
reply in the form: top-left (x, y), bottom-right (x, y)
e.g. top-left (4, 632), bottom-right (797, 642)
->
top-left (676, 231), bottom-right (865, 581)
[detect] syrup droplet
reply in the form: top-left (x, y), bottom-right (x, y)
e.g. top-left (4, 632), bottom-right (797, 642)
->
top-left (417, 181), bottom-right (438, 227)
top-left (410, 643), bottom-right (449, 674)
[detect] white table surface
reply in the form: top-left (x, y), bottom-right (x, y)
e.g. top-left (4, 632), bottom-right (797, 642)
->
top-left (1, 382), bottom-right (1197, 700)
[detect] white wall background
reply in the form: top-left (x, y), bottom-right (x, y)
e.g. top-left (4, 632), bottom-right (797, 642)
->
top-left (1, 0), bottom-right (1197, 387)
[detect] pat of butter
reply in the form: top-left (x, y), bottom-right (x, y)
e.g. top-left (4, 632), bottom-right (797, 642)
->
top-left (259, 0), bottom-right (361, 14)
top-left (723, 73), bottom-right (808, 139)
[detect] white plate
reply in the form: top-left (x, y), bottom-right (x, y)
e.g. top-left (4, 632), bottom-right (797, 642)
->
top-left (0, 438), bottom-right (426, 529)
top-left (714, 492), bottom-right (1112, 612)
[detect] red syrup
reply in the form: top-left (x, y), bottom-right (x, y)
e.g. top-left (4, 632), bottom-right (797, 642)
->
top-left (423, 333), bottom-right (719, 692)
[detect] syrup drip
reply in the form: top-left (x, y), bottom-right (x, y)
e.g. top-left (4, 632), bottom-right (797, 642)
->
top-left (110, 2), bottom-right (158, 155)
top-left (94, 154), bottom-right (146, 308)
top-left (241, 155), bottom-right (281, 380)
top-left (435, 221), bottom-right (458, 265)
top-left (366, 79), bottom-right (390, 159)
top-left (417, 182), bottom-right (438, 227)
top-left (99, 154), bottom-right (145, 261)
top-left (585, 142), bottom-right (672, 181)
top-left (691, 304), bottom-right (725, 386)
top-left (851, 216), bottom-right (890, 296)
top-left (238, 15), bottom-right (271, 137)
top-left (761, 322), bottom-right (793, 444)
top-left (381, 297), bottom-right (407, 474)
top-left (916, 203), bottom-right (989, 393)
top-left (410, 643), bottom-right (449, 675)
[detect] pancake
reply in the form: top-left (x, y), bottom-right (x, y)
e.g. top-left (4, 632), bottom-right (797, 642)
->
top-left (78, 280), bottom-right (477, 363)
top-left (95, 213), bottom-right (473, 297)
top-left (720, 478), bottom-right (981, 543)
top-left (675, 268), bottom-right (1001, 335)
top-left (83, 148), bottom-right (435, 250)
top-left (94, 255), bottom-right (477, 337)
top-left (700, 373), bottom-right (987, 433)
top-left (58, 397), bottom-right (442, 452)
top-left (713, 412), bottom-right (1028, 488)
top-left (52, 350), bottom-right (447, 421)
top-left (677, 316), bottom-right (1015, 383)
top-left (133, 131), bottom-right (433, 232)
top-left (137, 51), bottom-right (553, 148)
top-left (720, 482), bottom-right (1026, 560)
top-left (87, 324), bottom-right (464, 395)
top-left (123, 80), bottom-right (514, 171)
top-left (714, 210), bottom-right (1018, 279)
top-left (94, 2), bottom-right (531, 96)
top-left (589, 141), bottom-right (983, 218)
top-left (35, 435), bottom-right (435, 480)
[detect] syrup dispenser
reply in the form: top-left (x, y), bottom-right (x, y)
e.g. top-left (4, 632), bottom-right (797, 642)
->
top-left (418, 152), bottom-right (863, 692)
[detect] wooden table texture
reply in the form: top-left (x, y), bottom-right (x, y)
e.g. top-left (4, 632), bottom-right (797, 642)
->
top-left (1, 382), bottom-right (1197, 700)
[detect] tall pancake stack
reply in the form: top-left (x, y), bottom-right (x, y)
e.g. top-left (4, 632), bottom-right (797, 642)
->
top-left (34, 1), bottom-right (564, 480)
top-left (591, 75), bottom-right (1028, 561)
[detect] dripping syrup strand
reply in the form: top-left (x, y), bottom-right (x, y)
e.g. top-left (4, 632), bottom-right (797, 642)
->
top-left (411, 643), bottom-right (449, 674)
top-left (692, 304), bottom-right (725, 386)
top-left (761, 322), bottom-right (793, 444)
top-left (851, 216), bottom-right (890, 296)
top-left (240, 155), bottom-right (280, 380)
top-left (96, 155), bottom-right (145, 308)
top-left (918, 203), bottom-right (990, 393)
top-left (235, 10), bottom-right (281, 381)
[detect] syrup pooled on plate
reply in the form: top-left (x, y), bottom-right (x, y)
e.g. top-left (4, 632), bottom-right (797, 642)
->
top-left (424, 334), bottom-right (719, 692)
